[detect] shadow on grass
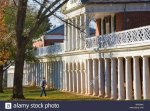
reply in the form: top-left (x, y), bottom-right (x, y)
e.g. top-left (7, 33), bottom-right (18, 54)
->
top-left (25, 98), bottom-right (106, 101)
top-left (0, 87), bottom-right (109, 101)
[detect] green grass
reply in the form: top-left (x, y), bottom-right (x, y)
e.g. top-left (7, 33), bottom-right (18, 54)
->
top-left (0, 87), bottom-right (108, 101)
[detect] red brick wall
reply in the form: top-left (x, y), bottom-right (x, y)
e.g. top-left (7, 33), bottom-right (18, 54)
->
top-left (33, 41), bottom-right (43, 48)
top-left (44, 39), bottom-right (63, 46)
top-left (96, 19), bottom-right (101, 36)
top-left (115, 11), bottom-right (150, 32)
top-left (33, 39), bottom-right (63, 48)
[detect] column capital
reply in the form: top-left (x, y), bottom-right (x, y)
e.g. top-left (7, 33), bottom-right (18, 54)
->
top-left (111, 13), bottom-right (115, 17)
top-left (104, 58), bottom-right (110, 60)
top-left (93, 58), bottom-right (98, 60)
top-left (142, 55), bottom-right (149, 58)
top-left (101, 17), bottom-right (104, 20)
top-left (125, 56), bottom-right (132, 59)
top-left (111, 57), bottom-right (117, 60)
top-left (125, 56), bottom-right (132, 60)
top-left (117, 57), bottom-right (124, 59)
top-left (84, 13), bottom-right (89, 17)
top-left (87, 59), bottom-right (93, 61)
top-left (133, 56), bottom-right (141, 59)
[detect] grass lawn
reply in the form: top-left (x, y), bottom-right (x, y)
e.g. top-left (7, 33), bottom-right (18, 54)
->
top-left (0, 87), bottom-right (109, 101)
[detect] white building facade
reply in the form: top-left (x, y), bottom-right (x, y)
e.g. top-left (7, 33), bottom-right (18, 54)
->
top-left (17, 0), bottom-right (150, 100)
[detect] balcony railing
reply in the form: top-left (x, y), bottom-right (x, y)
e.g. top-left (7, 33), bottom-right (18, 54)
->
top-left (35, 43), bottom-right (64, 57)
top-left (86, 25), bottom-right (150, 49)
top-left (35, 26), bottom-right (150, 57)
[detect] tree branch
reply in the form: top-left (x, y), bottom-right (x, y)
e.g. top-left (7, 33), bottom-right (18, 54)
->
top-left (26, 0), bottom-right (69, 44)
top-left (3, 61), bottom-right (14, 71)
top-left (40, 0), bottom-right (61, 18)
top-left (33, 0), bottom-right (47, 19)
top-left (42, 0), bottom-right (69, 20)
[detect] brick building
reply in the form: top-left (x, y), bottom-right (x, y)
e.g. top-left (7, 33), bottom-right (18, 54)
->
top-left (24, 0), bottom-right (150, 100)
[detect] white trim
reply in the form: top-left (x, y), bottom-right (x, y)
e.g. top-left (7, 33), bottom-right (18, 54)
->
top-left (86, 3), bottom-right (150, 13)
top-left (65, 7), bottom-right (86, 19)
top-left (44, 35), bottom-right (64, 40)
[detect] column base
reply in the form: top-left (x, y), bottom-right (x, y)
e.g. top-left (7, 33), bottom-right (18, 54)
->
top-left (98, 94), bottom-right (104, 98)
top-left (81, 92), bottom-right (85, 94)
top-left (118, 98), bottom-right (125, 100)
top-left (110, 97), bottom-right (117, 100)
top-left (88, 93), bottom-right (92, 95)
top-left (77, 91), bottom-right (81, 94)
top-left (105, 95), bottom-right (111, 98)
top-left (93, 93), bottom-right (99, 96)
top-left (126, 98), bottom-right (133, 100)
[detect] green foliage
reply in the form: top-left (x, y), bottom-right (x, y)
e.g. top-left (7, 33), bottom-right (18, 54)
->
top-left (3, 6), bottom-right (16, 31)
top-left (3, 5), bottom-right (52, 63)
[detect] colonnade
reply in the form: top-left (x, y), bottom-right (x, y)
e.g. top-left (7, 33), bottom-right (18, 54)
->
top-left (22, 55), bottom-right (150, 100)
top-left (24, 61), bottom-right (64, 90)
top-left (64, 14), bottom-right (90, 52)
top-left (86, 56), bottom-right (150, 100)
top-left (63, 61), bottom-right (87, 95)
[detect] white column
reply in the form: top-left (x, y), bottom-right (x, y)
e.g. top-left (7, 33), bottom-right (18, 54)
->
top-left (118, 57), bottom-right (125, 100)
top-left (54, 62), bottom-right (57, 89)
top-left (79, 15), bottom-right (83, 50)
top-left (125, 57), bottom-right (133, 100)
top-left (68, 20), bottom-right (72, 51)
top-left (67, 20), bottom-right (70, 51)
top-left (133, 56), bottom-right (142, 100)
top-left (73, 62), bottom-right (77, 92)
top-left (53, 62), bottom-right (55, 89)
top-left (77, 63), bottom-right (81, 93)
top-left (45, 62), bottom-right (49, 89)
top-left (52, 61), bottom-right (55, 89)
top-left (81, 62), bottom-right (85, 94)
top-left (63, 61), bottom-right (66, 91)
top-left (87, 59), bottom-right (93, 95)
top-left (72, 18), bottom-right (75, 50)
top-left (85, 60), bottom-right (88, 94)
top-left (77, 16), bottom-right (81, 50)
top-left (98, 58), bottom-right (105, 97)
top-left (111, 14), bottom-right (115, 33)
top-left (69, 63), bottom-right (73, 92)
top-left (66, 63), bottom-right (69, 91)
top-left (111, 58), bottom-right (117, 99)
top-left (71, 63), bottom-right (75, 92)
top-left (64, 21), bottom-right (67, 51)
top-left (75, 17), bottom-right (79, 50)
top-left (101, 17), bottom-right (104, 35)
top-left (58, 62), bottom-right (61, 90)
top-left (143, 56), bottom-right (150, 99)
top-left (93, 59), bottom-right (99, 96)
top-left (51, 62), bottom-right (54, 88)
top-left (84, 14), bottom-right (90, 49)
top-left (60, 61), bottom-right (63, 90)
top-left (47, 62), bottom-right (49, 88)
top-left (104, 58), bottom-right (111, 98)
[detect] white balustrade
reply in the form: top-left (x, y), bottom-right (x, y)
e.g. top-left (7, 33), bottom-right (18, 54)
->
top-left (35, 43), bottom-right (64, 57)
top-left (86, 26), bottom-right (150, 49)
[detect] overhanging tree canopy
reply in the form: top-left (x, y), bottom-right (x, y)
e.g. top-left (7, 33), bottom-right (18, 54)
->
top-left (12, 0), bottom-right (69, 99)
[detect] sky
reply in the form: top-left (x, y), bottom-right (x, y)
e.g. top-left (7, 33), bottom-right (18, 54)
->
top-left (29, 0), bottom-right (63, 28)
top-left (28, 0), bottom-right (95, 29)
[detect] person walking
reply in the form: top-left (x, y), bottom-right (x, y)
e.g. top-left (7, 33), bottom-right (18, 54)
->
top-left (40, 77), bottom-right (47, 97)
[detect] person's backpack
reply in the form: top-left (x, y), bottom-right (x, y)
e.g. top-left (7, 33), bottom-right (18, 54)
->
top-left (40, 80), bottom-right (46, 87)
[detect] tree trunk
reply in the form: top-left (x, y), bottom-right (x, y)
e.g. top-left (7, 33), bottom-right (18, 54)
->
top-left (0, 65), bottom-right (4, 93)
top-left (12, 46), bottom-right (26, 99)
top-left (12, 0), bottom-right (28, 99)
